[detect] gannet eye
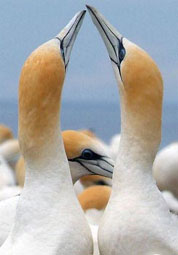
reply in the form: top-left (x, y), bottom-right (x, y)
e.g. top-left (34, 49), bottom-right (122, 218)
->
top-left (119, 47), bottom-right (126, 62)
top-left (81, 149), bottom-right (94, 160)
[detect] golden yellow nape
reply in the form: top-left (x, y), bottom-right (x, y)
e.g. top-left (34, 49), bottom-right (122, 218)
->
top-left (62, 130), bottom-right (94, 159)
top-left (18, 42), bottom-right (65, 156)
top-left (78, 129), bottom-right (96, 138)
top-left (78, 185), bottom-right (111, 211)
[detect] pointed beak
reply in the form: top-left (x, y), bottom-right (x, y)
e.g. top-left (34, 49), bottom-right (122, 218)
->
top-left (86, 5), bottom-right (123, 69)
top-left (56, 10), bottom-right (86, 69)
top-left (75, 156), bottom-right (114, 179)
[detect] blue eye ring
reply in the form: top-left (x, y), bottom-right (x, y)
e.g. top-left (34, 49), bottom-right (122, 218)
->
top-left (119, 47), bottom-right (126, 62)
top-left (81, 149), bottom-right (94, 160)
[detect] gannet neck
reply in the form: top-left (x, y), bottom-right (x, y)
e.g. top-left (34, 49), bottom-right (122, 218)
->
top-left (0, 12), bottom-right (94, 255)
top-left (87, 6), bottom-right (178, 254)
top-left (19, 41), bottom-right (65, 159)
top-left (112, 41), bottom-right (163, 190)
top-left (116, 40), bottom-right (163, 151)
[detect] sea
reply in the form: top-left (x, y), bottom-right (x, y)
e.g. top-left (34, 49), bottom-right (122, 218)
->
top-left (0, 100), bottom-right (177, 150)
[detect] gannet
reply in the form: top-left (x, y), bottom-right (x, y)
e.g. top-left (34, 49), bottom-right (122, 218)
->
top-left (0, 155), bottom-right (15, 188)
top-left (78, 185), bottom-right (111, 224)
top-left (87, 5), bottom-right (178, 254)
top-left (0, 11), bottom-right (95, 255)
top-left (0, 125), bottom-right (13, 144)
top-left (153, 142), bottom-right (178, 197)
top-left (15, 129), bottom-right (113, 186)
top-left (109, 133), bottom-right (121, 160)
top-left (78, 185), bottom-right (111, 212)
top-left (0, 139), bottom-right (20, 168)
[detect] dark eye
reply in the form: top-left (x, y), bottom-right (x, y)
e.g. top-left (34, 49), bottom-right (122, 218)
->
top-left (81, 149), bottom-right (94, 160)
top-left (119, 47), bottom-right (126, 62)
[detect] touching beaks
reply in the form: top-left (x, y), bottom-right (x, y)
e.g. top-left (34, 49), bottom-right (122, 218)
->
top-left (56, 10), bottom-right (86, 69)
top-left (86, 5), bottom-right (126, 74)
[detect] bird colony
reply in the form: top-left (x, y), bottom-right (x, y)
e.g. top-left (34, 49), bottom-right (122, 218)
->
top-left (0, 5), bottom-right (178, 255)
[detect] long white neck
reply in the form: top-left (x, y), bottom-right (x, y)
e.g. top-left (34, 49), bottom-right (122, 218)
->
top-left (24, 126), bottom-right (72, 191)
top-left (8, 123), bottom-right (76, 244)
top-left (112, 77), bottom-right (162, 193)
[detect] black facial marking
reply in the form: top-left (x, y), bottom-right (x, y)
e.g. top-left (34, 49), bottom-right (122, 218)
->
top-left (81, 149), bottom-right (102, 160)
top-left (95, 180), bottom-right (107, 185)
top-left (55, 12), bottom-right (84, 70)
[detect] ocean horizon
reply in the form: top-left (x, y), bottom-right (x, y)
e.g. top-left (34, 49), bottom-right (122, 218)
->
top-left (0, 99), bottom-right (177, 150)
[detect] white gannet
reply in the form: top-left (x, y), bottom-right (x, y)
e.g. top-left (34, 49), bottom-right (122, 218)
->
top-left (0, 155), bottom-right (16, 188)
top-left (153, 142), bottom-right (178, 197)
top-left (0, 139), bottom-right (20, 169)
top-left (87, 5), bottom-right (178, 254)
top-left (78, 185), bottom-right (111, 224)
top-left (109, 133), bottom-right (121, 161)
top-left (0, 11), bottom-right (95, 255)
top-left (0, 129), bottom-right (114, 246)
top-left (162, 190), bottom-right (178, 214)
top-left (0, 125), bottom-right (13, 144)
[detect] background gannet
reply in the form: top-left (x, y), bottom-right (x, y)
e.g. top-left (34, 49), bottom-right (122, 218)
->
top-left (15, 129), bottom-right (113, 187)
top-left (0, 139), bottom-right (20, 168)
top-left (78, 185), bottom-right (111, 224)
top-left (109, 133), bottom-right (121, 160)
top-left (0, 155), bottom-right (15, 188)
top-left (0, 11), bottom-right (94, 255)
top-left (153, 142), bottom-right (178, 197)
top-left (87, 5), bottom-right (178, 255)
top-left (0, 125), bottom-right (13, 144)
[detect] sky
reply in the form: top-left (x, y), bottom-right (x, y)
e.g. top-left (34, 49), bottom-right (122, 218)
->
top-left (0, 0), bottom-right (178, 104)
top-left (0, 0), bottom-right (177, 144)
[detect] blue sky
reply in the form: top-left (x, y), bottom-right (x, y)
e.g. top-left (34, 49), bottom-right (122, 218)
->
top-left (0, 0), bottom-right (178, 105)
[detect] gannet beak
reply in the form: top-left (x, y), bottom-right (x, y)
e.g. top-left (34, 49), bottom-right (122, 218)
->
top-left (56, 10), bottom-right (86, 69)
top-left (70, 156), bottom-right (114, 178)
top-left (86, 5), bottom-right (124, 72)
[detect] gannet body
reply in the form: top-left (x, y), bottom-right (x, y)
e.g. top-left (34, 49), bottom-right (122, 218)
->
top-left (162, 190), bottom-right (178, 214)
top-left (0, 11), bottom-right (94, 255)
top-left (109, 134), bottom-right (121, 161)
top-left (0, 139), bottom-right (20, 170)
top-left (87, 6), bottom-right (178, 255)
top-left (0, 155), bottom-right (15, 188)
top-left (153, 142), bottom-right (178, 197)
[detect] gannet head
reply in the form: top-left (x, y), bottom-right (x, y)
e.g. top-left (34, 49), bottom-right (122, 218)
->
top-left (62, 130), bottom-right (114, 183)
top-left (18, 11), bottom-right (86, 158)
top-left (0, 125), bottom-right (13, 144)
top-left (78, 185), bottom-right (111, 211)
top-left (87, 6), bottom-right (163, 153)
